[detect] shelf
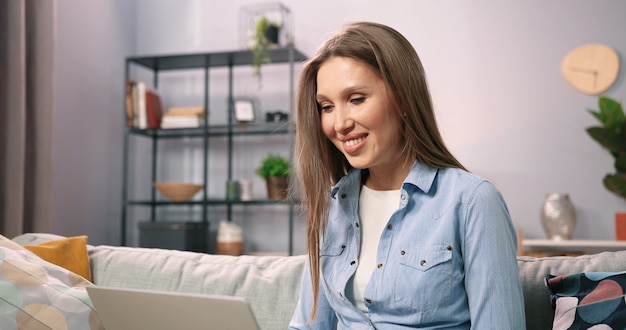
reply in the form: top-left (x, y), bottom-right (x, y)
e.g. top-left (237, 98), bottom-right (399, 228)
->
top-left (128, 199), bottom-right (295, 206)
top-left (128, 47), bottom-right (308, 71)
top-left (122, 47), bottom-right (306, 255)
top-left (128, 122), bottom-right (291, 138)
top-left (524, 239), bottom-right (626, 250)
top-left (522, 239), bottom-right (626, 256)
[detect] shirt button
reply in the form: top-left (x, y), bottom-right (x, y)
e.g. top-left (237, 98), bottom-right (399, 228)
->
top-left (377, 263), bottom-right (383, 268)
top-left (400, 250), bottom-right (406, 255)
top-left (387, 224), bottom-right (393, 230)
top-left (341, 245), bottom-right (346, 249)
top-left (355, 223), bottom-right (360, 228)
top-left (365, 298), bottom-right (372, 304)
top-left (447, 245), bottom-right (452, 251)
top-left (350, 260), bottom-right (356, 265)
top-left (420, 260), bottom-right (426, 266)
top-left (400, 194), bottom-right (406, 200)
top-left (341, 193), bottom-right (347, 198)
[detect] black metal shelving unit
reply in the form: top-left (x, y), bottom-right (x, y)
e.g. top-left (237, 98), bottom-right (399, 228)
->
top-left (121, 47), bottom-right (307, 255)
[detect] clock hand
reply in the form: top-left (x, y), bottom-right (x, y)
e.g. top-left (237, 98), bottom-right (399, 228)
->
top-left (569, 66), bottom-right (599, 88)
top-left (569, 66), bottom-right (598, 74)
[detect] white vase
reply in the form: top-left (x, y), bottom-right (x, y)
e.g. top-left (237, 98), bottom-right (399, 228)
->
top-left (540, 193), bottom-right (577, 240)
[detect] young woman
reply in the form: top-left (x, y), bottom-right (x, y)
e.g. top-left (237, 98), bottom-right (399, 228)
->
top-left (289, 22), bottom-right (525, 329)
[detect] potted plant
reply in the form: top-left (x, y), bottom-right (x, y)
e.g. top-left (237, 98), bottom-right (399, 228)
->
top-left (587, 96), bottom-right (626, 199)
top-left (249, 16), bottom-right (282, 81)
top-left (256, 154), bottom-right (290, 200)
top-left (586, 96), bottom-right (626, 239)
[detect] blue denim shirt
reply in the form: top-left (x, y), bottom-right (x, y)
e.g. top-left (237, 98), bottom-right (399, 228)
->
top-left (289, 161), bottom-right (526, 329)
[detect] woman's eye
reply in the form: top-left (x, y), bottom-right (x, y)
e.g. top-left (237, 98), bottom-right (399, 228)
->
top-left (351, 97), bottom-right (365, 105)
top-left (319, 104), bottom-right (333, 112)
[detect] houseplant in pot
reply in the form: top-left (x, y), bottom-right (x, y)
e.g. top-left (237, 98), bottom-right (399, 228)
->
top-left (586, 96), bottom-right (626, 238)
top-left (256, 154), bottom-right (290, 200)
top-left (249, 16), bottom-right (282, 81)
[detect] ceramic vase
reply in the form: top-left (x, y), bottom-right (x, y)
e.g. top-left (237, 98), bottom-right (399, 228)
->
top-left (540, 193), bottom-right (577, 240)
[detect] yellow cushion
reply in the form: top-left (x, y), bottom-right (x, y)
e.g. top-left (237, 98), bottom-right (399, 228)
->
top-left (24, 235), bottom-right (92, 282)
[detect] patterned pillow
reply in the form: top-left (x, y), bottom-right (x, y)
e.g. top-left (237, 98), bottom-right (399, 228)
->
top-left (546, 272), bottom-right (626, 330)
top-left (0, 235), bottom-right (103, 329)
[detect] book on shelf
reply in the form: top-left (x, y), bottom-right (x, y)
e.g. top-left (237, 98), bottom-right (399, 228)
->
top-left (167, 106), bottom-right (206, 117)
top-left (159, 106), bottom-right (206, 129)
top-left (136, 82), bottom-right (148, 129)
top-left (126, 81), bottom-right (163, 129)
top-left (130, 81), bottom-right (140, 128)
top-left (160, 115), bottom-right (205, 128)
top-left (125, 80), bottom-right (134, 128)
top-left (145, 89), bottom-right (163, 129)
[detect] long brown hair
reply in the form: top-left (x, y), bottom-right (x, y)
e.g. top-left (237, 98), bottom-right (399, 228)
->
top-left (294, 21), bottom-right (465, 320)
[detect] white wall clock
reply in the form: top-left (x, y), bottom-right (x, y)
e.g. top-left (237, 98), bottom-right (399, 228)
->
top-left (561, 43), bottom-right (620, 95)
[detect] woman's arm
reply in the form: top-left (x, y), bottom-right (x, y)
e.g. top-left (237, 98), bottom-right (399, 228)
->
top-left (463, 181), bottom-right (526, 329)
top-left (289, 257), bottom-right (337, 329)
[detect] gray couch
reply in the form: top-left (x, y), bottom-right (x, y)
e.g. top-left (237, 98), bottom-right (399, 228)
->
top-left (13, 233), bottom-right (626, 330)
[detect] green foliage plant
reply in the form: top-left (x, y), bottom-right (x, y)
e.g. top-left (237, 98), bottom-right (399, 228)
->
top-left (256, 154), bottom-right (290, 178)
top-left (587, 96), bottom-right (626, 199)
top-left (250, 16), bottom-right (282, 82)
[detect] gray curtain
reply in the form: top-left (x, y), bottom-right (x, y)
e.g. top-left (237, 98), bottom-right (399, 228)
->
top-left (0, 0), bottom-right (55, 237)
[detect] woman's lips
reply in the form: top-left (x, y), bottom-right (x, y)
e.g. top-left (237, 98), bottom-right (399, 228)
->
top-left (341, 134), bottom-right (367, 154)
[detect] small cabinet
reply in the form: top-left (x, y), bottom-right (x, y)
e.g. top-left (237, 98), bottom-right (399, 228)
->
top-left (121, 47), bottom-right (307, 255)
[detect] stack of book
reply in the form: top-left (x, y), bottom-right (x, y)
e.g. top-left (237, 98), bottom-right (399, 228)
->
top-left (161, 106), bottom-right (206, 128)
top-left (125, 81), bottom-right (163, 129)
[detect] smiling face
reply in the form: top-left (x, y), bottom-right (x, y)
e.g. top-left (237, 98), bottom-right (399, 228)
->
top-left (317, 56), bottom-right (405, 177)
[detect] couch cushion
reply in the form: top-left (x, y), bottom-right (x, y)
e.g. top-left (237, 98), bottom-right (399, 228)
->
top-left (518, 251), bottom-right (626, 330)
top-left (0, 235), bottom-right (103, 329)
top-left (88, 244), bottom-right (306, 330)
top-left (23, 236), bottom-right (92, 281)
top-left (546, 271), bottom-right (626, 329)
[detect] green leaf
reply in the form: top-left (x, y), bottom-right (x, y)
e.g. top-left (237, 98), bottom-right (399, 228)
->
top-left (587, 109), bottom-right (603, 123)
top-left (587, 126), bottom-right (622, 154)
top-left (598, 96), bottom-right (625, 132)
top-left (603, 174), bottom-right (626, 200)
top-left (256, 154), bottom-right (290, 178)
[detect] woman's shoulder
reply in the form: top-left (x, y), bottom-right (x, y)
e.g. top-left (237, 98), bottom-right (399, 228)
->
top-left (437, 167), bottom-right (502, 197)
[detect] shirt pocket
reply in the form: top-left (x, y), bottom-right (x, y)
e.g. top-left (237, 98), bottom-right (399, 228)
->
top-left (395, 244), bottom-right (453, 311)
top-left (320, 241), bottom-right (346, 291)
top-left (320, 244), bottom-right (344, 256)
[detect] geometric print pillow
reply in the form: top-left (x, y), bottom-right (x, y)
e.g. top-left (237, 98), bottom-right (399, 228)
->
top-left (0, 235), bottom-right (103, 329)
top-left (546, 272), bottom-right (626, 330)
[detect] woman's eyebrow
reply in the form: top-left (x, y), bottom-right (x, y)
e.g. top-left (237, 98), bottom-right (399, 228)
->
top-left (316, 85), bottom-right (371, 101)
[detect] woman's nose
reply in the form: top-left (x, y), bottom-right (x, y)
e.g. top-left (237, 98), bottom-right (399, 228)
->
top-left (333, 106), bottom-right (354, 134)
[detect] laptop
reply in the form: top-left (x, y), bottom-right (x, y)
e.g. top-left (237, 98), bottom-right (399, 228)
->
top-left (86, 286), bottom-right (260, 330)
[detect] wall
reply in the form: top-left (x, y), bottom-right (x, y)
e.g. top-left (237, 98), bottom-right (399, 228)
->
top-left (52, 0), bottom-right (626, 253)
top-left (53, 0), bottom-right (135, 244)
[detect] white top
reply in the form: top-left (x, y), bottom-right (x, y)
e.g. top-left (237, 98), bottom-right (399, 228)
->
top-left (347, 185), bottom-right (400, 312)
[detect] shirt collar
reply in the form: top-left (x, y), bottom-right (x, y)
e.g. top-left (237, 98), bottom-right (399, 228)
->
top-left (330, 160), bottom-right (439, 198)
top-left (331, 169), bottom-right (361, 199)
top-left (404, 160), bottom-right (438, 194)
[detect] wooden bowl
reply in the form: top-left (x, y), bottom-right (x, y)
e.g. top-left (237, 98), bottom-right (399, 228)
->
top-left (153, 182), bottom-right (204, 202)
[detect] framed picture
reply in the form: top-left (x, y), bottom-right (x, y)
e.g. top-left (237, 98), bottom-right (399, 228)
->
top-left (233, 98), bottom-right (256, 122)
